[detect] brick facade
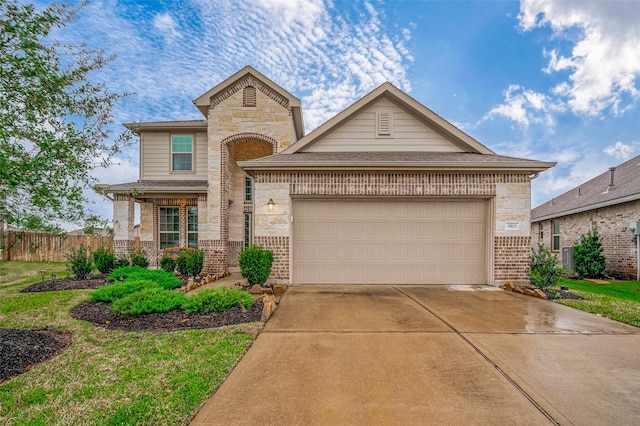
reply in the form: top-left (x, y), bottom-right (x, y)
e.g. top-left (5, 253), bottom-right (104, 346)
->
top-left (494, 236), bottom-right (531, 284)
top-left (254, 236), bottom-right (289, 280)
top-left (532, 201), bottom-right (640, 279)
top-left (254, 171), bottom-right (533, 285)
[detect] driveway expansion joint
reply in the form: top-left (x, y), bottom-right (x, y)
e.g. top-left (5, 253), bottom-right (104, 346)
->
top-left (393, 286), bottom-right (561, 425)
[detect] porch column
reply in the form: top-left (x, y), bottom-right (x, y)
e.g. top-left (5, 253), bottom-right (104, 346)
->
top-left (113, 194), bottom-right (135, 259)
top-left (139, 201), bottom-right (156, 266)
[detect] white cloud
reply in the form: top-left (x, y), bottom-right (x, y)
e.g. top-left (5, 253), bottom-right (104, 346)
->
top-left (603, 141), bottom-right (635, 160)
top-left (152, 13), bottom-right (182, 40)
top-left (519, 0), bottom-right (640, 116)
top-left (482, 85), bottom-right (556, 127)
top-left (43, 0), bottom-right (413, 221)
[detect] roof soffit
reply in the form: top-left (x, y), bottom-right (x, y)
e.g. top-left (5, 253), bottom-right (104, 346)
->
top-left (283, 82), bottom-right (495, 155)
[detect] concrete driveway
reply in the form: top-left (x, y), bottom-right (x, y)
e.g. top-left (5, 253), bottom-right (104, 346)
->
top-left (191, 285), bottom-right (640, 425)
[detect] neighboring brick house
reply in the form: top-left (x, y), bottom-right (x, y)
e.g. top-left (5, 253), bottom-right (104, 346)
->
top-left (101, 66), bottom-right (554, 286)
top-left (531, 155), bottom-right (640, 279)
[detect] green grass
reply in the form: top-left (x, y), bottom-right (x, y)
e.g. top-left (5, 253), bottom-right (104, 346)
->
top-left (558, 278), bottom-right (640, 302)
top-left (555, 278), bottom-right (640, 327)
top-left (0, 260), bottom-right (261, 425)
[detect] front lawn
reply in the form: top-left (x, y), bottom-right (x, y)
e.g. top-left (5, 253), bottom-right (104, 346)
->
top-left (0, 261), bottom-right (259, 425)
top-left (554, 278), bottom-right (640, 328)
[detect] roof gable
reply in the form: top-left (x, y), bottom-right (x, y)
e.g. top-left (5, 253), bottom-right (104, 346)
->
top-left (193, 65), bottom-right (304, 140)
top-left (531, 154), bottom-right (640, 221)
top-left (284, 82), bottom-right (494, 155)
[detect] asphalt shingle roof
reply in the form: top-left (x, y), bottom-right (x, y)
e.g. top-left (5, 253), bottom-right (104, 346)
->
top-left (531, 154), bottom-right (640, 221)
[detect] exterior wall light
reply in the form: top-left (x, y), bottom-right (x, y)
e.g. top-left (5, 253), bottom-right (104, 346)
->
top-left (267, 198), bottom-right (275, 210)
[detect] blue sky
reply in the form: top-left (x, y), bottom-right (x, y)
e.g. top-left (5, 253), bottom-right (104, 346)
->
top-left (41, 0), bottom-right (640, 225)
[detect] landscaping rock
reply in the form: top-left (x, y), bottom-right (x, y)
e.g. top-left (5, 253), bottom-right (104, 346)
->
top-left (523, 288), bottom-right (535, 296)
top-left (533, 289), bottom-right (547, 299)
top-left (249, 284), bottom-right (263, 295)
top-left (273, 284), bottom-right (287, 296)
top-left (261, 287), bottom-right (274, 295)
top-left (261, 295), bottom-right (277, 321)
top-left (503, 282), bottom-right (516, 291)
top-left (186, 278), bottom-right (195, 292)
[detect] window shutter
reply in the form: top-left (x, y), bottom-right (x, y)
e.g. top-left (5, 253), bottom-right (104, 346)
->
top-left (378, 112), bottom-right (391, 135)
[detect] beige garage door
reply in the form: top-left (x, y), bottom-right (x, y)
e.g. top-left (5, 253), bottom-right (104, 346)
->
top-left (292, 199), bottom-right (487, 285)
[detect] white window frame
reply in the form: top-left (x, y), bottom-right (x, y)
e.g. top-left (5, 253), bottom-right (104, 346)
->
top-left (171, 134), bottom-right (195, 172)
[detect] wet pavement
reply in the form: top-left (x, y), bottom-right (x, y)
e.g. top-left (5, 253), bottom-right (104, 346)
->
top-left (191, 285), bottom-right (640, 425)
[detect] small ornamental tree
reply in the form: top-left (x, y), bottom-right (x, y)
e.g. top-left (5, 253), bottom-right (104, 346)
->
top-left (574, 221), bottom-right (606, 278)
top-left (238, 245), bottom-right (273, 286)
top-left (530, 244), bottom-right (563, 290)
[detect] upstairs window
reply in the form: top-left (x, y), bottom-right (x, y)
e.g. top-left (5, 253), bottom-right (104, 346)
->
top-left (172, 135), bottom-right (193, 171)
top-left (243, 86), bottom-right (256, 107)
top-left (552, 220), bottom-right (560, 251)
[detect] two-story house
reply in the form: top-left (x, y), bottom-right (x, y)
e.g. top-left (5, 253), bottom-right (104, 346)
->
top-left (102, 66), bottom-right (554, 286)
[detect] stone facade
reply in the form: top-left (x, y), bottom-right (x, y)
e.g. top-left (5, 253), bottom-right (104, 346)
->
top-left (532, 201), bottom-right (640, 279)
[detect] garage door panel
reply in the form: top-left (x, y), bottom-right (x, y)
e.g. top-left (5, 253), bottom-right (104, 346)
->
top-left (293, 199), bottom-right (487, 285)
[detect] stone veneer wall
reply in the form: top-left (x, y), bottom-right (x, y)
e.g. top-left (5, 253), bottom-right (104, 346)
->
top-left (532, 201), bottom-right (640, 279)
top-left (254, 171), bottom-right (533, 285)
top-left (227, 241), bottom-right (243, 267)
top-left (205, 76), bottom-right (297, 276)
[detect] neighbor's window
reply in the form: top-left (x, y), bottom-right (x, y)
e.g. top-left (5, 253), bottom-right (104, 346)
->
top-left (172, 135), bottom-right (193, 171)
top-left (552, 220), bottom-right (560, 251)
top-left (187, 207), bottom-right (198, 248)
top-left (538, 223), bottom-right (544, 239)
top-left (159, 207), bottom-right (180, 249)
top-left (243, 86), bottom-right (256, 107)
top-left (245, 176), bottom-right (253, 201)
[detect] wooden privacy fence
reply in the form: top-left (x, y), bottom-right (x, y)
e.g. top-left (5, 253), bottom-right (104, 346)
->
top-left (1, 231), bottom-right (113, 262)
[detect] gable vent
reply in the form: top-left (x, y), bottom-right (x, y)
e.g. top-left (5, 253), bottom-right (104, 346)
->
top-left (243, 86), bottom-right (256, 107)
top-left (378, 112), bottom-right (392, 136)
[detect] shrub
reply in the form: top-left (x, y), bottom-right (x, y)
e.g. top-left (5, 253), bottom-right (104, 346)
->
top-left (160, 256), bottom-right (176, 273)
top-left (89, 279), bottom-right (158, 302)
top-left (574, 221), bottom-right (606, 278)
top-left (183, 287), bottom-right (254, 313)
top-left (65, 245), bottom-right (93, 280)
top-left (93, 246), bottom-right (116, 274)
top-left (107, 266), bottom-right (181, 289)
top-left (238, 245), bottom-right (273, 286)
top-left (107, 266), bottom-right (146, 282)
top-left (175, 249), bottom-right (205, 278)
top-left (112, 288), bottom-right (185, 316)
top-left (130, 248), bottom-right (149, 268)
top-left (530, 244), bottom-right (563, 290)
top-left (114, 257), bottom-right (130, 268)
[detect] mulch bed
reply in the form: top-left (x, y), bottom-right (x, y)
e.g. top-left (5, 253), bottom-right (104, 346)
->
top-left (20, 275), bottom-right (108, 293)
top-left (70, 300), bottom-right (264, 332)
top-left (0, 329), bottom-right (71, 383)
